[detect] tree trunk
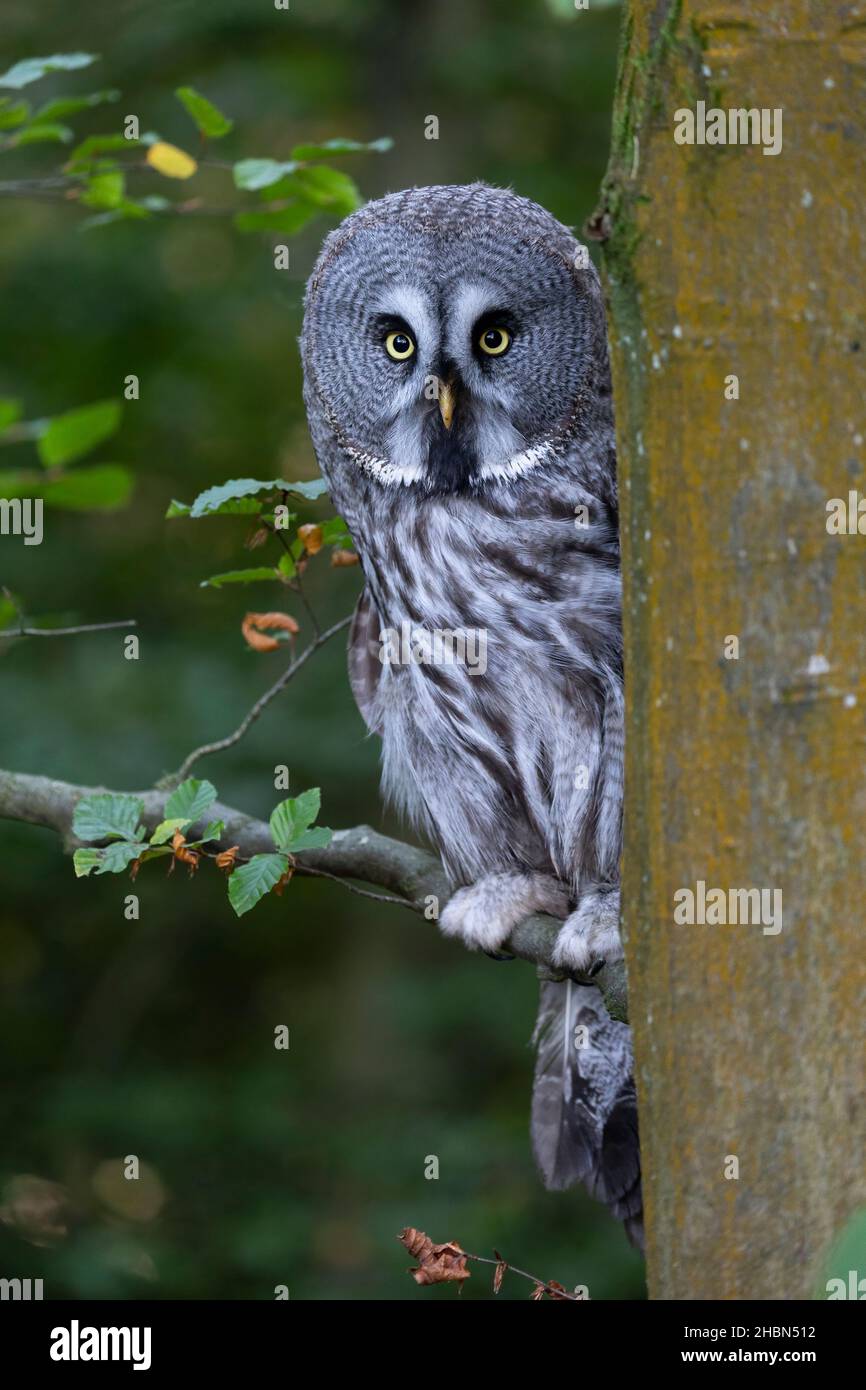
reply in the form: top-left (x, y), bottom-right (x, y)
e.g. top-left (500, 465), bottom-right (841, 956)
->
top-left (597, 0), bottom-right (866, 1299)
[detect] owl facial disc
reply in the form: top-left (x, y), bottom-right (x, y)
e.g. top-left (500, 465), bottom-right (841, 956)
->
top-left (303, 184), bottom-right (603, 494)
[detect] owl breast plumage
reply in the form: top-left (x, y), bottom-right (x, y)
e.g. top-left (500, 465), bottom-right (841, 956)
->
top-left (302, 184), bottom-right (641, 1247)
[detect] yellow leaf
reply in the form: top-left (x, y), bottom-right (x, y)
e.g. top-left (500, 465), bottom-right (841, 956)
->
top-left (146, 141), bottom-right (198, 179)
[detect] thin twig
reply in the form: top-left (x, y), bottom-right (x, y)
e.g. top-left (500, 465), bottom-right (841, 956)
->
top-left (295, 863), bottom-right (417, 911)
top-left (463, 1250), bottom-right (583, 1301)
top-left (0, 177), bottom-right (77, 193)
top-left (0, 619), bottom-right (136, 639)
top-left (170, 613), bottom-right (352, 783)
top-left (268, 522), bottom-right (321, 637)
top-left (290, 571), bottom-right (320, 637)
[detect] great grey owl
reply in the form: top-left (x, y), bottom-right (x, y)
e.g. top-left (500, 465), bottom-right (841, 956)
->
top-left (301, 183), bottom-right (642, 1248)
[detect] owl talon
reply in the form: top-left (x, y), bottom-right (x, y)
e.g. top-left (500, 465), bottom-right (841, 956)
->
top-left (552, 889), bottom-right (622, 976)
top-left (484, 949), bottom-right (516, 962)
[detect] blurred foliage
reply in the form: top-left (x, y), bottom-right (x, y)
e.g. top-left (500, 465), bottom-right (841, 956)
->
top-left (818, 1208), bottom-right (866, 1299)
top-left (0, 0), bottom-right (644, 1299)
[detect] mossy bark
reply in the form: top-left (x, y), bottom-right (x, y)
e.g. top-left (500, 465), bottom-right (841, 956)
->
top-left (596, 0), bottom-right (866, 1299)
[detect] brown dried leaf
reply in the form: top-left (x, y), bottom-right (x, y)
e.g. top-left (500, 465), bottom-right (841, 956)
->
top-left (242, 610), bottom-right (300, 652)
top-left (215, 846), bottom-right (240, 871)
top-left (171, 830), bottom-right (199, 872)
top-left (545, 1280), bottom-right (571, 1300)
top-left (397, 1227), bottom-right (470, 1286)
top-left (330, 548), bottom-right (359, 567)
top-left (298, 523), bottom-right (323, 555)
top-left (272, 865), bottom-right (294, 897)
top-left (246, 526), bottom-right (270, 551)
top-left (530, 1282), bottom-right (546, 1301)
top-left (493, 1260), bottom-right (507, 1295)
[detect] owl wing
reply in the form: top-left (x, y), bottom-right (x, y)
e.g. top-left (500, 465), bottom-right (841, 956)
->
top-left (347, 586), bottom-right (384, 734)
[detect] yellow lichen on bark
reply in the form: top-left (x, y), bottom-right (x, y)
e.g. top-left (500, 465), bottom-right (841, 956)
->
top-left (599, 0), bottom-right (866, 1299)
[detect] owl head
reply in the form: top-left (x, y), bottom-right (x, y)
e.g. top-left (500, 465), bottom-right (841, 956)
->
top-left (302, 184), bottom-right (610, 495)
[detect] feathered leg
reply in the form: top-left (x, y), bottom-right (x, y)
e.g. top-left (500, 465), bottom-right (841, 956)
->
top-left (439, 870), bottom-right (571, 953)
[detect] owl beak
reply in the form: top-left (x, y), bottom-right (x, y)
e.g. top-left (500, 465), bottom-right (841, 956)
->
top-left (438, 379), bottom-right (457, 431)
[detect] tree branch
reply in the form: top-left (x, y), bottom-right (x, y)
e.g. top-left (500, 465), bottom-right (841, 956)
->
top-left (166, 613), bottom-right (352, 785)
top-left (0, 619), bottom-right (136, 639)
top-left (0, 766), bottom-right (627, 1021)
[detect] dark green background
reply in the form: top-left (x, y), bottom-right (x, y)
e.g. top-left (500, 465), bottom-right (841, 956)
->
top-left (0, 0), bottom-right (644, 1299)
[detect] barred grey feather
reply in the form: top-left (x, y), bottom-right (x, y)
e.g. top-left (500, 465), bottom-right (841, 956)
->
top-left (533, 979), bottom-right (643, 1249)
top-left (302, 183), bottom-right (641, 1246)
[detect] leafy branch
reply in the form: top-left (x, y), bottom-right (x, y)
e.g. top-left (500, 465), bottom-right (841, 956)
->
top-left (0, 51), bottom-right (391, 231)
top-left (398, 1227), bottom-right (587, 1300)
top-left (70, 775), bottom-right (333, 918)
top-left (0, 766), bottom-right (628, 1019)
top-left (0, 396), bottom-right (132, 515)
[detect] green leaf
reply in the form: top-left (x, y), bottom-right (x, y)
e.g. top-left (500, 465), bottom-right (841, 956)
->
top-left (67, 132), bottom-right (139, 167)
top-left (285, 477), bottom-right (329, 501)
top-left (167, 480), bottom-right (325, 520)
top-left (269, 788), bottom-right (328, 853)
top-left (197, 819), bottom-right (225, 843)
top-left (43, 465), bottom-right (132, 510)
top-left (0, 398), bottom-right (22, 432)
top-left (12, 122), bottom-right (74, 146)
top-left (320, 516), bottom-right (352, 546)
top-left (167, 495), bottom-right (263, 519)
top-left (72, 839), bottom-right (102, 872)
top-left (0, 99), bottom-right (30, 129)
top-left (189, 477), bottom-right (327, 517)
top-left (164, 778), bottom-right (218, 824)
top-left (290, 136), bottom-right (393, 160)
top-left (99, 840), bottom-right (144, 874)
top-left (37, 399), bottom-right (122, 466)
top-left (33, 89), bottom-right (120, 121)
top-left (73, 836), bottom-right (143, 876)
top-left (133, 845), bottom-right (174, 865)
top-left (0, 53), bottom-right (98, 91)
top-left (190, 478), bottom-right (276, 515)
top-left (81, 170), bottom-right (125, 209)
top-left (149, 817), bottom-right (190, 846)
top-left (175, 86), bottom-right (233, 138)
top-left (281, 166), bottom-right (361, 215)
top-left (0, 593), bottom-right (18, 628)
top-left (234, 203), bottom-right (319, 236)
top-left (233, 158), bottom-right (298, 191)
top-left (0, 470), bottom-right (39, 498)
top-left (73, 792), bottom-right (144, 843)
top-left (281, 825), bottom-right (332, 853)
top-left (73, 840), bottom-right (142, 875)
top-left (228, 853), bottom-right (290, 918)
top-left (277, 553), bottom-right (296, 580)
top-left (73, 847), bottom-right (103, 877)
top-left (0, 465), bottom-right (133, 511)
top-left (200, 567), bottom-right (279, 588)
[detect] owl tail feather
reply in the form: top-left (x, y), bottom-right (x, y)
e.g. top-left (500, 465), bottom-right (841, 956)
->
top-left (531, 978), bottom-right (644, 1251)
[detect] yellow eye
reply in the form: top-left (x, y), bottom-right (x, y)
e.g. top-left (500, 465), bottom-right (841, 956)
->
top-left (385, 330), bottom-right (415, 361)
top-left (478, 326), bottom-right (511, 356)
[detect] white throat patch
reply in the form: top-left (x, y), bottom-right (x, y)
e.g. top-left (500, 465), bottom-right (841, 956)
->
top-left (347, 438), bottom-right (555, 487)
